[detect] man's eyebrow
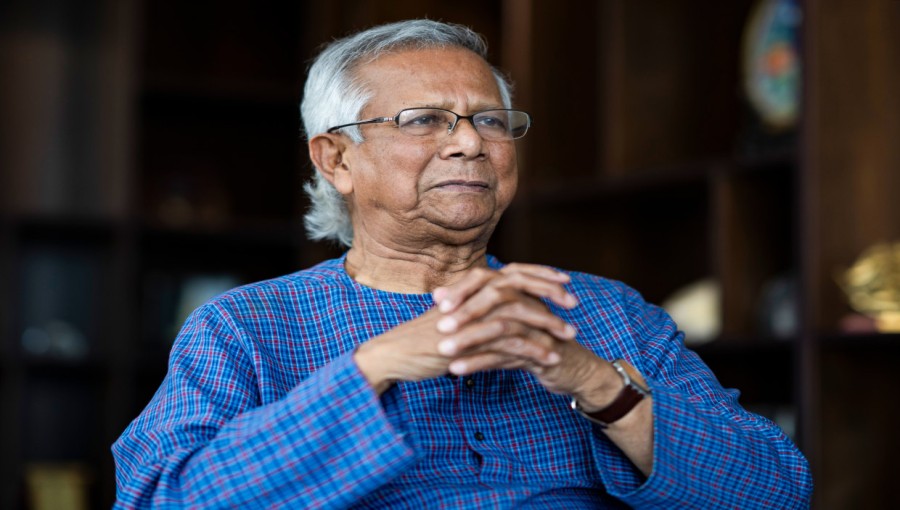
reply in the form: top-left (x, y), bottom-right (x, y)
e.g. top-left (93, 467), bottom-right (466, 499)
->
top-left (417, 103), bottom-right (506, 111)
top-left (473, 104), bottom-right (506, 111)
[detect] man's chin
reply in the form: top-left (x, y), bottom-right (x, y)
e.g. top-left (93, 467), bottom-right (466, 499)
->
top-left (425, 216), bottom-right (500, 244)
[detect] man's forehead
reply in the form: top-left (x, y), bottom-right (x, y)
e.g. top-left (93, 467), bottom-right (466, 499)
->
top-left (355, 47), bottom-right (502, 107)
top-left (356, 47), bottom-right (490, 77)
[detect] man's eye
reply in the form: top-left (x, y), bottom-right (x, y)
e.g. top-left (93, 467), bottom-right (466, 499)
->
top-left (475, 115), bottom-right (507, 129)
top-left (403, 114), bottom-right (442, 127)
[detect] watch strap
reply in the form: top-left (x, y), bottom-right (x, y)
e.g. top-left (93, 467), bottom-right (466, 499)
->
top-left (570, 359), bottom-right (650, 428)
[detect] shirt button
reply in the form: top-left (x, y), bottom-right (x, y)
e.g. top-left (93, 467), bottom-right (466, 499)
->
top-left (474, 432), bottom-right (485, 441)
top-left (465, 378), bottom-right (475, 388)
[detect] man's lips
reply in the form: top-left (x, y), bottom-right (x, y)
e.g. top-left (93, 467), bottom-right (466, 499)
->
top-left (434, 180), bottom-right (490, 190)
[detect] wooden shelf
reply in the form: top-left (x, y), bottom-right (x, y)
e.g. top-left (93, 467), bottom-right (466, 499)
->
top-left (819, 332), bottom-right (900, 351)
top-left (694, 334), bottom-right (796, 352)
top-left (527, 150), bottom-right (797, 209)
top-left (0, 1), bottom-right (311, 506)
top-left (527, 160), bottom-right (711, 207)
top-left (10, 215), bottom-right (123, 242)
top-left (20, 357), bottom-right (111, 380)
top-left (139, 218), bottom-right (304, 247)
top-left (142, 73), bottom-right (299, 105)
top-left (731, 149), bottom-right (797, 174)
top-left (692, 337), bottom-right (796, 406)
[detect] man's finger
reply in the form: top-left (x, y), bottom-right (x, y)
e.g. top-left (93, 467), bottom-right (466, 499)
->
top-left (435, 265), bottom-right (575, 314)
top-left (433, 267), bottom-right (496, 313)
top-left (448, 352), bottom-right (520, 375)
top-left (492, 270), bottom-right (578, 310)
top-left (500, 262), bottom-right (570, 283)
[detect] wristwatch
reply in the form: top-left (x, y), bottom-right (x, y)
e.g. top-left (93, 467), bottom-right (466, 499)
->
top-left (570, 359), bottom-right (651, 428)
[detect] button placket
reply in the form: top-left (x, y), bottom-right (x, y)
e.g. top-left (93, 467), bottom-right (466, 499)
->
top-left (459, 374), bottom-right (489, 450)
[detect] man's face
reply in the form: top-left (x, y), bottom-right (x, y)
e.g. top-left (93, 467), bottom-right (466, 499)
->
top-left (340, 47), bottom-right (518, 248)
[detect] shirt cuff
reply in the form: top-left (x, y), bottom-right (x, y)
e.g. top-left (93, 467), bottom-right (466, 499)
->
top-left (595, 381), bottom-right (715, 507)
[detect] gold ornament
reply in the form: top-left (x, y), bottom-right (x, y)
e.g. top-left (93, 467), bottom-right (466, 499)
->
top-left (839, 242), bottom-right (900, 332)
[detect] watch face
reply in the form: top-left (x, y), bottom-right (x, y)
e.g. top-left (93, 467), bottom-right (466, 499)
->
top-left (742, 0), bottom-right (803, 131)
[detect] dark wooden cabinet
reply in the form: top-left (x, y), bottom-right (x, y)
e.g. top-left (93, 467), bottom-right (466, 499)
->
top-left (0, 1), bottom-right (313, 507)
top-left (1, 0), bottom-right (897, 508)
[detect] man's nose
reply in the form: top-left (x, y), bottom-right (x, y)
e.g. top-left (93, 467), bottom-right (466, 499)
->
top-left (443, 118), bottom-right (485, 158)
top-left (447, 116), bottom-right (478, 136)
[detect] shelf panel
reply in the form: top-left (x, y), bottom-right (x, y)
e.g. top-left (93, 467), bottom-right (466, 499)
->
top-left (20, 357), bottom-right (110, 380)
top-left (528, 160), bottom-right (711, 208)
top-left (525, 170), bottom-right (710, 305)
top-left (20, 372), bottom-right (106, 462)
top-left (527, 151), bottom-right (796, 209)
top-left (692, 334), bottom-right (796, 353)
top-left (714, 160), bottom-right (796, 335)
top-left (137, 219), bottom-right (304, 280)
top-left (692, 337), bottom-right (795, 405)
top-left (141, 0), bottom-right (304, 93)
top-left (140, 218), bottom-right (304, 247)
top-left (142, 73), bottom-right (299, 105)
top-left (137, 95), bottom-right (302, 225)
top-left (819, 332), bottom-right (900, 352)
top-left (599, 0), bottom-right (754, 174)
top-left (819, 333), bottom-right (900, 509)
top-left (10, 215), bottom-right (123, 244)
top-left (731, 149), bottom-right (797, 175)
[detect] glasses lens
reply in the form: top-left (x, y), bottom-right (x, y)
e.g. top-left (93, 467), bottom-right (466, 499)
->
top-left (397, 109), bottom-right (453, 136)
top-left (473, 110), bottom-right (531, 140)
top-left (395, 108), bottom-right (532, 140)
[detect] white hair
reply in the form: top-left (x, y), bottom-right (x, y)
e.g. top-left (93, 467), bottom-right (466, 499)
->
top-left (300, 19), bottom-right (514, 247)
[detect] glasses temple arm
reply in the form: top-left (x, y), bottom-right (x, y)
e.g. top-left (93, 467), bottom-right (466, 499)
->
top-left (327, 117), bottom-right (394, 133)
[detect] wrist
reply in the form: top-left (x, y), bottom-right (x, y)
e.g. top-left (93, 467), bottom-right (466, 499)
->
top-left (354, 342), bottom-right (395, 395)
top-left (571, 359), bottom-right (651, 427)
top-left (572, 358), bottom-right (624, 412)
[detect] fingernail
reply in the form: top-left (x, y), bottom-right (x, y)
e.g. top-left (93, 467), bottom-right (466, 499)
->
top-left (433, 287), bottom-right (446, 301)
top-left (547, 352), bottom-right (561, 364)
top-left (438, 340), bottom-right (457, 355)
top-left (439, 300), bottom-right (454, 312)
top-left (564, 324), bottom-right (577, 338)
top-left (450, 361), bottom-right (466, 374)
top-left (437, 316), bottom-right (458, 333)
top-left (565, 294), bottom-right (578, 307)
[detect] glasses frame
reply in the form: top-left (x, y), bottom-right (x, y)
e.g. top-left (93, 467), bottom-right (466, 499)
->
top-left (326, 107), bottom-right (533, 140)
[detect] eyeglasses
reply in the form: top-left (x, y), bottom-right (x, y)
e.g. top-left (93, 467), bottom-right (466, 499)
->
top-left (326, 107), bottom-right (533, 141)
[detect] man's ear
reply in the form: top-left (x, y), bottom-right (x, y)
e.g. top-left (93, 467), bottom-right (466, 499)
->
top-left (308, 134), bottom-right (353, 195)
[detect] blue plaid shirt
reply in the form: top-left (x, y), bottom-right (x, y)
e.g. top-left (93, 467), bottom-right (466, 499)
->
top-left (112, 255), bottom-right (812, 508)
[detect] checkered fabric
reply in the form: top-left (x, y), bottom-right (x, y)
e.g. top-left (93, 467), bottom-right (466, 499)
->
top-left (112, 255), bottom-right (812, 509)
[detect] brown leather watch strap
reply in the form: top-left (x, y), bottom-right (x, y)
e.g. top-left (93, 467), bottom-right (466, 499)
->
top-left (570, 359), bottom-right (651, 429)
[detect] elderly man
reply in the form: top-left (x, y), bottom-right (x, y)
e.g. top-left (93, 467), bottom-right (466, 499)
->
top-left (113, 20), bottom-right (812, 508)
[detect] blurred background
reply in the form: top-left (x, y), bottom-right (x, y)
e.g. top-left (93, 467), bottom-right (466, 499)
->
top-left (0, 0), bottom-right (897, 508)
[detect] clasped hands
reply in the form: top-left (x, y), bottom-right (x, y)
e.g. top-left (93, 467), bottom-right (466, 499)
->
top-left (354, 263), bottom-right (618, 407)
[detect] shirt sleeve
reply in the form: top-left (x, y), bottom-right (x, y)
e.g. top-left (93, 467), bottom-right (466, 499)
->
top-left (111, 304), bottom-right (417, 509)
top-left (587, 285), bottom-right (814, 509)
